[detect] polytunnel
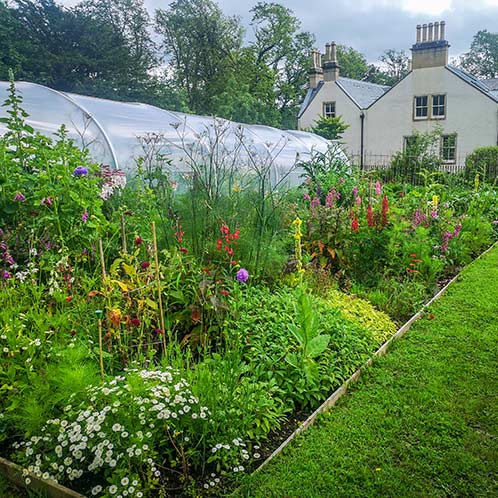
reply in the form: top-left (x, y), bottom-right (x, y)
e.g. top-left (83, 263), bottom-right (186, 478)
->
top-left (0, 81), bottom-right (346, 187)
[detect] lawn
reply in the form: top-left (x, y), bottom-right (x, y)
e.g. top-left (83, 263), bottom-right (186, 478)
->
top-left (233, 244), bottom-right (498, 498)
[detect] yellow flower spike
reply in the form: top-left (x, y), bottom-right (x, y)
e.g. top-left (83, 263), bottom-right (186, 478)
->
top-left (432, 195), bottom-right (439, 208)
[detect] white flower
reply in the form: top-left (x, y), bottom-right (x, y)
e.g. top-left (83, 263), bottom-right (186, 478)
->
top-left (112, 423), bottom-right (122, 432)
top-left (91, 485), bottom-right (102, 495)
top-left (109, 485), bottom-right (118, 494)
top-left (121, 477), bottom-right (129, 486)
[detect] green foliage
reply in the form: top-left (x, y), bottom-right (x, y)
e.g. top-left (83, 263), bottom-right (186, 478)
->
top-left (460, 29), bottom-right (498, 78)
top-left (464, 146), bottom-right (498, 183)
top-left (310, 115), bottom-right (349, 140)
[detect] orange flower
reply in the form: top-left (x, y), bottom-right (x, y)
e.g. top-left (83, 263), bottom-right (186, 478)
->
top-left (108, 308), bottom-right (122, 327)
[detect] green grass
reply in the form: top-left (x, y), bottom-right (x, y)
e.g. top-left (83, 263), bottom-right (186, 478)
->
top-left (233, 245), bottom-right (498, 498)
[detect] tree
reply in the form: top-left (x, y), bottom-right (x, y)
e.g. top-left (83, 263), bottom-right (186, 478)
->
top-left (310, 115), bottom-right (349, 140)
top-left (379, 49), bottom-right (409, 83)
top-left (77, 0), bottom-right (157, 80)
top-left (335, 45), bottom-right (369, 80)
top-left (3, 0), bottom-right (134, 93)
top-left (155, 0), bottom-right (243, 115)
top-left (249, 2), bottom-right (315, 128)
top-left (460, 30), bottom-right (498, 78)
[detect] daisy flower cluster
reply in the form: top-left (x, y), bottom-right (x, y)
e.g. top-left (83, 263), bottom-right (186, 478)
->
top-left (13, 366), bottom-right (212, 497)
top-left (98, 165), bottom-right (127, 200)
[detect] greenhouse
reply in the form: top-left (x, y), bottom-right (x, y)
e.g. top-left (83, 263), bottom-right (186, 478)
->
top-left (0, 81), bottom-right (342, 187)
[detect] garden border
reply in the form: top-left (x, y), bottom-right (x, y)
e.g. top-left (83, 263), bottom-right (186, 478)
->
top-left (1, 244), bottom-right (496, 497)
top-left (255, 241), bottom-right (498, 472)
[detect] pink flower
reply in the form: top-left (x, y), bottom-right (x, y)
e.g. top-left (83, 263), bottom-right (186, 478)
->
top-left (81, 210), bottom-right (89, 222)
top-left (355, 196), bottom-right (362, 206)
top-left (352, 187), bottom-right (358, 196)
top-left (141, 261), bottom-right (150, 269)
top-left (41, 197), bottom-right (53, 206)
top-left (14, 193), bottom-right (25, 202)
top-left (375, 181), bottom-right (382, 196)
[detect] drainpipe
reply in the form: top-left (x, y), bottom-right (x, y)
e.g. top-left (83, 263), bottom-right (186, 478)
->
top-left (360, 112), bottom-right (365, 170)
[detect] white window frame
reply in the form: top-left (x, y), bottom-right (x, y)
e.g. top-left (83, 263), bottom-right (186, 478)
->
top-left (414, 95), bottom-right (428, 120)
top-left (432, 94), bottom-right (446, 119)
top-left (323, 101), bottom-right (336, 118)
top-left (441, 134), bottom-right (457, 163)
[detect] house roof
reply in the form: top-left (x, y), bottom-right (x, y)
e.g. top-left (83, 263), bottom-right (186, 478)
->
top-left (446, 65), bottom-right (498, 104)
top-left (298, 77), bottom-right (389, 119)
top-left (336, 78), bottom-right (390, 109)
top-left (482, 78), bottom-right (498, 90)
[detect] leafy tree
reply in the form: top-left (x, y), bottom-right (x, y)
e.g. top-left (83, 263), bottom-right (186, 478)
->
top-left (379, 49), bottom-right (409, 83)
top-left (0, 1), bottom-right (27, 78)
top-left (310, 115), bottom-right (349, 140)
top-left (249, 2), bottom-right (315, 128)
top-left (77, 0), bottom-right (157, 79)
top-left (155, 0), bottom-right (243, 115)
top-left (336, 45), bottom-right (369, 80)
top-left (460, 30), bottom-right (498, 78)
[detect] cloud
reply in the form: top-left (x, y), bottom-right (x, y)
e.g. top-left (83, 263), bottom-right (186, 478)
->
top-left (58, 0), bottom-right (498, 61)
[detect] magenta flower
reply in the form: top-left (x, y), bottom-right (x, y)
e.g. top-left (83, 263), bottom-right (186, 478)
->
top-left (41, 197), bottom-right (53, 206)
top-left (355, 196), bottom-right (362, 206)
top-left (352, 186), bottom-right (358, 196)
top-left (236, 268), bottom-right (249, 283)
top-left (82, 210), bottom-right (89, 222)
top-left (375, 181), bottom-right (382, 196)
top-left (13, 193), bottom-right (25, 202)
top-left (2, 270), bottom-right (11, 279)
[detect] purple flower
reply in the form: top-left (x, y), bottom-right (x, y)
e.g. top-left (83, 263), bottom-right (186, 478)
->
top-left (13, 193), bottom-right (25, 202)
top-left (73, 166), bottom-right (89, 177)
top-left (431, 211), bottom-right (438, 218)
top-left (82, 210), bottom-right (89, 223)
top-left (352, 186), bottom-right (358, 196)
top-left (41, 197), bottom-right (53, 206)
top-left (453, 223), bottom-right (462, 237)
top-left (2, 270), bottom-right (11, 279)
top-left (236, 268), bottom-right (249, 283)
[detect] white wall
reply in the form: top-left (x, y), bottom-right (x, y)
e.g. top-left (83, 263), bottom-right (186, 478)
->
top-left (365, 66), bottom-right (498, 164)
top-left (298, 81), bottom-right (362, 155)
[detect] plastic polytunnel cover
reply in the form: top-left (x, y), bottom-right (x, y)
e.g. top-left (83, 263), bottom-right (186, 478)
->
top-left (0, 81), bottom-right (347, 187)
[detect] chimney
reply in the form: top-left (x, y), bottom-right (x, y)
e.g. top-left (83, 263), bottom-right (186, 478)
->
top-left (408, 59), bottom-right (412, 72)
top-left (308, 49), bottom-right (323, 88)
top-left (323, 41), bottom-right (340, 82)
top-left (411, 20), bottom-right (450, 69)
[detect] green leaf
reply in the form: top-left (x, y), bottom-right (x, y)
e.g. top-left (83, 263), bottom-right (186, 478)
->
top-left (306, 334), bottom-right (330, 358)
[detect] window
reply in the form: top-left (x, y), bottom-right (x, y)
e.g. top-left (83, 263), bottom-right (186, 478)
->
top-left (441, 134), bottom-right (457, 162)
top-left (323, 102), bottom-right (336, 118)
top-left (414, 96), bottom-right (428, 119)
top-left (432, 94), bottom-right (446, 118)
top-left (404, 136), bottom-right (417, 151)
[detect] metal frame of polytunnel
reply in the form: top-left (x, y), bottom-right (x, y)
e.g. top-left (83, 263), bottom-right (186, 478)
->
top-left (0, 81), bottom-right (345, 187)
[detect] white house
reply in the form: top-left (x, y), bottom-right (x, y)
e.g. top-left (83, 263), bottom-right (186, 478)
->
top-left (298, 22), bottom-right (498, 168)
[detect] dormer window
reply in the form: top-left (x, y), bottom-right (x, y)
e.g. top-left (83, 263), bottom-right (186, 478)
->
top-left (432, 94), bottom-right (446, 118)
top-left (414, 96), bottom-right (428, 119)
top-left (323, 102), bottom-right (336, 118)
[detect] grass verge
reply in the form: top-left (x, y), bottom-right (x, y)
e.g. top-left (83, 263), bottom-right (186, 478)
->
top-left (232, 245), bottom-right (498, 498)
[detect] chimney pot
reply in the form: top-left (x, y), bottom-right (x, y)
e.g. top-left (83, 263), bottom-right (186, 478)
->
top-left (416, 24), bottom-right (422, 43)
top-left (428, 22), bottom-right (434, 41)
top-left (434, 21), bottom-right (440, 40)
top-left (422, 23), bottom-right (428, 42)
top-left (440, 20), bottom-right (446, 40)
top-left (331, 42), bottom-right (337, 62)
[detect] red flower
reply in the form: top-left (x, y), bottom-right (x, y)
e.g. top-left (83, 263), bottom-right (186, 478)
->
top-left (154, 328), bottom-right (164, 335)
top-left (409, 253), bottom-right (417, 257)
top-left (141, 261), bottom-right (150, 269)
top-left (135, 236), bottom-right (143, 246)
top-left (191, 308), bottom-right (201, 322)
top-left (381, 195), bottom-right (389, 226)
top-left (202, 267), bottom-right (211, 274)
top-left (367, 205), bottom-right (375, 227)
top-left (220, 289), bottom-right (230, 296)
top-left (428, 313), bottom-right (435, 319)
top-left (130, 318), bottom-right (141, 327)
top-left (179, 247), bottom-right (188, 254)
top-left (351, 217), bottom-right (359, 232)
top-left (65, 295), bottom-right (73, 302)
top-left (230, 260), bottom-right (237, 265)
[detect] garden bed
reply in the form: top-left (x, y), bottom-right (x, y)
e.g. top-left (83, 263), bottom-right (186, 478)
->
top-left (1, 84), bottom-right (497, 497)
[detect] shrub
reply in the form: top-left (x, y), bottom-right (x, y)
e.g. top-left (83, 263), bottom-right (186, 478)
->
top-left (464, 146), bottom-right (498, 183)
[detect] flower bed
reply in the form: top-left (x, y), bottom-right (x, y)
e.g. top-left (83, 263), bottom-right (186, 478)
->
top-left (1, 82), bottom-right (497, 497)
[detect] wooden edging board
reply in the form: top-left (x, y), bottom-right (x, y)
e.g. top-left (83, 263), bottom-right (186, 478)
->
top-left (0, 456), bottom-right (86, 498)
top-left (255, 241), bottom-right (498, 472)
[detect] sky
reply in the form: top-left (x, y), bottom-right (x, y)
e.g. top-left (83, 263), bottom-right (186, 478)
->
top-left (60, 0), bottom-right (498, 62)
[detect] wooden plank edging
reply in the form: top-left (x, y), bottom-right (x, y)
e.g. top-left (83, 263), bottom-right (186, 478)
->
top-left (255, 241), bottom-right (498, 472)
top-left (0, 456), bottom-right (86, 497)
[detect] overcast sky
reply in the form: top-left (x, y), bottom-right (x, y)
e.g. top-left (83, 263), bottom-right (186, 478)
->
top-left (60, 0), bottom-right (498, 61)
